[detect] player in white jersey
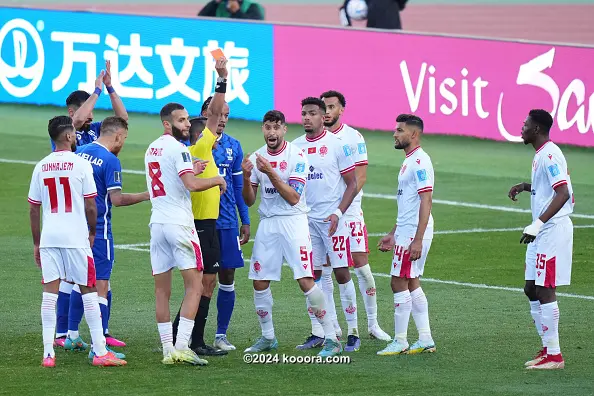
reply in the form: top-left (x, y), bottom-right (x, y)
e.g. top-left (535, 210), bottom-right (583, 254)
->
top-left (377, 114), bottom-right (436, 356)
top-left (145, 57), bottom-right (228, 366)
top-left (28, 116), bottom-right (126, 368)
top-left (508, 109), bottom-right (574, 370)
top-left (293, 97), bottom-right (359, 353)
top-left (320, 90), bottom-right (391, 343)
top-left (241, 110), bottom-right (342, 357)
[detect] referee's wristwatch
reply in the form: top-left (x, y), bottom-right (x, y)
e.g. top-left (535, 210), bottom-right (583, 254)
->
top-left (217, 77), bottom-right (227, 83)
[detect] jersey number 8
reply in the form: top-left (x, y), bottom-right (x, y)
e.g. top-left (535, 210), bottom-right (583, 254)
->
top-left (148, 162), bottom-right (166, 198)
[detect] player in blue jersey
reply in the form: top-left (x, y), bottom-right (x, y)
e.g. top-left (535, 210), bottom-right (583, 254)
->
top-left (62, 117), bottom-right (149, 357)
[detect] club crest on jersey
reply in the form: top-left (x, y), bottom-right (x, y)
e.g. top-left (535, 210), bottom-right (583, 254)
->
top-left (295, 162), bottom-right (306, 173)
top-left (253, 261), bottom-right (261, 272)
top-left (114, 171), bottom-right (121, 183)
top-left (181, 152), bottom-right (191, 163)
top-left (358, 143), bottom-right (367, 154)
top-left (416, 169), bottom-right (427, 182)
top-left (319, 145), bottom-right (328, 157)
top-left (280, 160), bottom-right (288, 172)
top-left (548, 164), bottom-right (560, 177)
top-left (226, 147), bottom-right (233, 161)
top-left (342, 145), bottom-right (352, 157)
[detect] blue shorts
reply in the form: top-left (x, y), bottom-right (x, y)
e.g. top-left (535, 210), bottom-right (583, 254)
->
top-left (92, 238), bottom-right (114, 280)
top-left (217, 228), bottom-right (244, 269)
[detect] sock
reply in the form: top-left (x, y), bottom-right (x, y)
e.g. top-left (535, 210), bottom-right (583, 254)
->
top-left (529, 300), bottom-right (545, 348)
top-left (98, 297), bottom-right (109, 336)
top-left (106, 284), bottom-right (112, 334)
top-left (216, 282), bottom-right (235, 336)
top-left (394, 290), bottom-right (412, 344)
top-left (189, 296), bottom-right (211, 349)
top-left (175, 317), bottom-right (195, 351)
top-left (354, 264), bottom-right (378, 329)
top-left (82, 292), bottom-right (108, 356)
top-left (307, 278), bottom-right (325, 338)
top-left (41, 292), bottom-right (58, 358)
top-left (338, 279), bottom-right (359, 336)
top-left (321, 266), bottom-right (340, 332)
top-left (158, 322), bottom-right (174, 355)
top-left (68, 285), bottom-right (84, 339)
top-left (410, 288), bottom-right (433, 342)
top-left (305, 284), bottom-right (337, 342)
top-left (56, 282), bottom-right (73, 337)
top-left (254, 288), bottom-right (274, 340)
top-left (541, 301), bottom-right (561, 355)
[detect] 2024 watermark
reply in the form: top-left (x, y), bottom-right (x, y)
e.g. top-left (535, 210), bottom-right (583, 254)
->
top-left (243, 353), bottom-right (351, 365)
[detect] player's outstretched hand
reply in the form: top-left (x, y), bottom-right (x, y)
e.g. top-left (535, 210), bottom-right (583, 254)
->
top-left (242, 154), bottom-right (254, 178)
top-left (193, 159), bottom-right (209, 175)
top-left (95, 70), bottom-right (105, 91)
top-left (103, 60), bottom-right (112, 88)
top-left (408, 239), bottom-right (422, 261)
top-left (217, 176), bottom-right (227, 195)
top-left (324, 214), bottom-right (339, 236)
top-left (508, 183), bottom-right (525, 201)
top-left (34, 245), bottom-right (41, 268)
top-left (255, 153), bottom-right (273, 175)
top-left (240, 224), bottom-right (250, 245)
top-left (377, 234), bottom-right (395, 252)
top-left (215, 57), bottom-right (229, 79)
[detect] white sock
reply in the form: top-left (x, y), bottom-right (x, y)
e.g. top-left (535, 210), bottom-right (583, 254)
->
top-left (41, 292), bottom-right (58, 358)
top-left (541, 301), bottom-right (561, 355)
top-left (254, 288), bottom-right (274, 340)
top-left (338, 279), bottom-right (359, 336)
top-left (320, 266), bottom-right (340, 332)
top-left (307, 280), bottom-right (325, 338)
top-left (394, 290), bottom-right (412, 344)
top-left (158, 322), bottom-right (174, 355)
top-left (529, 300), bottom-right (545, 348)
top-left (305, 284), bottom-right (338, 342)
top-left (67, 330), bottom-right (79, 339)
top-left (82, 292), bottom-right (108, 357)
top-left (175, 317), bottom-right (194, 351)
top-left (410, 288), bottom-right (432, 342)
top-left (354, 264), bottom-right (377, 329)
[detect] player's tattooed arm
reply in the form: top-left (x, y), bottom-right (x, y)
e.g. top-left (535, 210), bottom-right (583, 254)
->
top-left (84, 197), bottom-right (97, 249)
top-left (508, 182), bottom-right (531, 201)
top-left (410, 191), bottom-right (432, 261)
top-left (29, 203), bottom-right (41, 267)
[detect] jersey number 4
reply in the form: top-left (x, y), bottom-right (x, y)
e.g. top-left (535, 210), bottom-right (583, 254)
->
top-left (148, 162), bottom-right (166, 198)
top-left (43, 177), bottom-right (72, 213)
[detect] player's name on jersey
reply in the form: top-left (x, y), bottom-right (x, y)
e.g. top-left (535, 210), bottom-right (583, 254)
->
top-left (77, 153), bottom-right (105, 167)
top-left (42, 162), bottom-right (74, 172)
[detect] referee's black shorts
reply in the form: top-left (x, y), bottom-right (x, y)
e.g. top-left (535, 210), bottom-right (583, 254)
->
top-left (194, 219), bottom-right (220, 274)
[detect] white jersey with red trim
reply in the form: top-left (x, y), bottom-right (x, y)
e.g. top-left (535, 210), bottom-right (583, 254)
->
top-left (27, 150), bottom-right (97, 248)
top-left (329, 123), bottom-right (368, 215)
top-left (293, 131), bottom-right (355, 221)
top-left (396, 146), bottom-right (434, 239)
top-left (145, 134), bottom-right (195, 228)
top-left (249, 141), bottom-right (309, 218)
top-left (530, 141), bottom-right (574, 224)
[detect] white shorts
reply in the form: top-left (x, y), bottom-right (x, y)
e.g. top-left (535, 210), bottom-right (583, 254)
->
top-left (40, 247), bottom-right (96, 287)
top-left (390, 234), bottom-right (432, 279)
top-left (149, 223), bottom-right (203, 276)
top-left (309, 217), bottom-right (353, 270)
top-left (525, 217), bottom-right (573, 287)
top-left (344, 210), bottom-right (369, 254)
top-left (249, 214), bottom-right (313, 281)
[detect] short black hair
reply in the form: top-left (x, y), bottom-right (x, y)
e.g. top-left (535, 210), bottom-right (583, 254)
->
top-left (262, 110), bottom-right (286, 125)
top-left (301, 97), bottom-right (326, 112)
top-left (66, 90), bottom-right (90, 108)
top-left (190, 117), bottom-right (207, 134)
top-left (320, 90), bottom-right (346, 107)
top-left (201, 96), bottom-right (213, 116)
top-left (396, 114), bottom-right (424, 132)
top-left (48, 115), bottom-right (74, 141)
top-left (529, 109), bottom-right (553, 133)
top-left (160, 103), bottom-right (185, 121)
top-left (100, 116), bottom-right (129, 135)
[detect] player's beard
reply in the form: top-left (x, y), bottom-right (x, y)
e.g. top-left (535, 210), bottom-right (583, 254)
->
top-left (394, 139), bottom-right (408, 150)
top-left (70, 139), bottom-right (77, 152)
top-left (323, 115), bottom-right (339, 128)
top-left (266, 135), bottom-right (283, 151)
top-left (171, 125), bottom-right (188, 142)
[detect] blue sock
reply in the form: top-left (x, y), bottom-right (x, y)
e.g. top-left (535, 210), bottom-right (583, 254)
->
top-left (56, 282), bottom-right (73, 336)
top-left (216, 283), bottom-right (235, 335)
top-left (68, 288), bottom-right (84, 335)
top-left (99, 297), bottom-right (109, 335)
top-left (106, 288), bottom-right (112, 334)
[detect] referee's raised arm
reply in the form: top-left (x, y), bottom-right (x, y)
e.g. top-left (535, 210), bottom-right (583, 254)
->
top-left (204, 57), bottom-right (229, 138)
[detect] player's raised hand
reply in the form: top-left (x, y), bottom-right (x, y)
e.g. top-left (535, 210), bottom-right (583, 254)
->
top-left (324, 213), bottom-right (340, 236)
top-left (193, 159), bottom-right (209, 175)
top-left (377, 234), bottom-right (395, 252)
top-left (95, 70), bottom-right (105, 91)
top-left (408, 239), bottom-right (423, 261)
top-left (508, 183), bottom-right (525, 201)
top-left (215, 57), bottom-right (229, 79)
top-left (255, 153), bottom-right (273, 175)
top-left (240, 224), bottom-right (250, 245)
top-left (33, 245), bottom-right (41, 268)
top-left (103, 60), bottom-right (112, 88)
top-left (242, 154), bottom-right (254, 177)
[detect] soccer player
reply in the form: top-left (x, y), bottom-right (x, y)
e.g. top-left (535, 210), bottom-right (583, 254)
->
top-left (293, 97), bottom-right (359, 353)
top-left (29, 116), bottom-right (126, 367)
top-left (146, 58), bottom-right (227, 365)
top-left (198, 96), bottom-right (251, 351)
top-left (66, 117), bottom-right (149, 358)
top-left (508, 109), bottom-right (573, 370)
top-left (377, 114), bottom-right (436, 356)
top-left (242, 110), bottom-right (341, 356)
top-left (319, 90), bottom-right (391, 343)
top-left (54, 61), bottom-right (128, 346)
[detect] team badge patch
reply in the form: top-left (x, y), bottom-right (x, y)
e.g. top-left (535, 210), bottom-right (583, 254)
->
top-left (114, 171), bottom-right (121, 183)
top-left (182, 152), bottom-right (191, 163)
top-left (548, 164), bottom-right (560, 177)
top-left (295, 162), bottom-right (306, 173)
top-left (319, 146), bottom-right (328, 157)
top-left (358, 143), bottom-right (367, 154)
top-left (343, 145), bottom-right (352, 157)
top-left (416, 169), bottom-right (427, 182)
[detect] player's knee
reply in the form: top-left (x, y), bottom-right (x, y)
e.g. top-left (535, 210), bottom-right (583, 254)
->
top-left (524, 282), bottom-right (537, 299)
top-left (201, 273), bottom-right (217, 297)
top-left (297, 277), bottom-right (315, 293)
top-left (535, 286), bottom-right (556, 304)
top-left (334, 267), bottom-right (351, 283)
top-left (218, 269), bottom-right (235, 285)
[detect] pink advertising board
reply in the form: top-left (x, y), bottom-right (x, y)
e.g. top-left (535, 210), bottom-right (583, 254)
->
top-left (273, 26), bottom-right (594, 147)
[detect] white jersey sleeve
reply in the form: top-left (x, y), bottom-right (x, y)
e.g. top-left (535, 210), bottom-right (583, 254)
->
top-left (336, 137), bottom-right (356, 175)
top-left (289, 149), bottom-right (308, 185)
top-left (175, 145), bottom-right (194, 178)
top-left (27, 163), bottom-right (43, 205)
top-left (81, 160), bottom-right (98, 198)
top-left (543, 151), bottom-right (568, 190)
top-left (413, 157), bottom-right (434, 194)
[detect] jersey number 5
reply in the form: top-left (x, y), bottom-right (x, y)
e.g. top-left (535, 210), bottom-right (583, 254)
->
top-left (148, 162), bottom-right (166, 198)
top-left (44, 177), bottom-right (72, 213)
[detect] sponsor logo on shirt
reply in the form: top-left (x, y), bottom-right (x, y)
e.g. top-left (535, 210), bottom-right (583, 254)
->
top-left (308, 165), bottom-right (323, 180)
top-left (265, 186), bottom-right (279, 194)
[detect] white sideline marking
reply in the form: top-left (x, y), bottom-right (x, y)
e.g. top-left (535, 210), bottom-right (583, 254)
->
top-left (4, 157), bottom-right (594, 219)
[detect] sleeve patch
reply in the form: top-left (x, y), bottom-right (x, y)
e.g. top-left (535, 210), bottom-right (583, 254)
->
top-left (548, 164), bottom-right (560, 177)
top-left (114, 171), bottom-right (121, 183)
top-left (358, 143), bottom-right (367, 154)
top-left (416, 169), bottom-right (427, 182)
top-left (182, 152), bottom-right (191, 163)
top-left (289, 179), bottom-right (305, 195)
top-left (343, 145), bottom-right (352, 157)
top-left (295, 162), bottom-right (306, 174)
